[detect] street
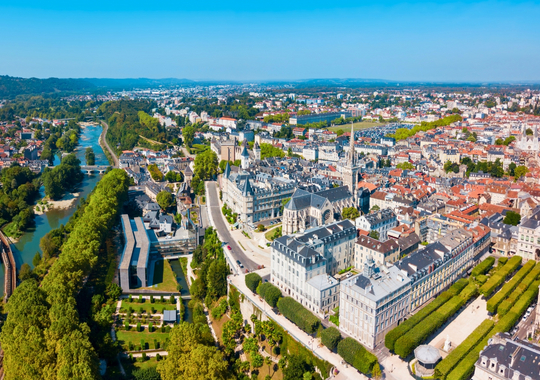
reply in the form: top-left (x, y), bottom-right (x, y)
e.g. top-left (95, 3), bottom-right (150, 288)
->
top-left (515, 305), bottom-right (537, 340)
top-left (205, 181), bottom-right (258, 272)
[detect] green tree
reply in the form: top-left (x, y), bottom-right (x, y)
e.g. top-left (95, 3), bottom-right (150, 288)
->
top-left (18, 263), bottom-right (32, 281)
top-left (165, 170), bottom-right (183, 183)
top-left (341, 207), bottom-right (360, 220)
top-left (369, 230), bottom-right (380, 240)
top-left (508, 162), bottom-right (517, 177)
top-left (156, 191), bottom-right (174, 211)
top-left (85, 147), bottom-right (95, 165)
top-left (194, 150), bottom-right (219, 181)
top-left (396, 162), bottom-right (415, 170)
top-left (503, 211), bottom-right (521, 226)
top-left (283, 355), bottom-right (314, 380)
top-left (514, 165), bottom-right (529, 180)
top-left (182, 126), bottom-right (195, 148)
top-left (32, 252), bottom-right (41, 267)
top-left (526, 128), bottom-right (534, 136)
top-left (495, 138), bottom-right (504, 145)
top-left (157, 322), bottom-right (228, 380)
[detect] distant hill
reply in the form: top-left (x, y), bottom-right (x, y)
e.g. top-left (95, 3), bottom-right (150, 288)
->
top-left (84, 77), bottom-right (196, 89)
top-left (0, 75), bottom-right (95, 98)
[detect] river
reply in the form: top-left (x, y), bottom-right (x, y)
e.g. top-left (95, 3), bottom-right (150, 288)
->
top-left (0, 125), bottom-right (109, 294)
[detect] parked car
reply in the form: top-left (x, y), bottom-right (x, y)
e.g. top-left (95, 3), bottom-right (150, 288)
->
top-left (227, 245), bottom-right (231, 250)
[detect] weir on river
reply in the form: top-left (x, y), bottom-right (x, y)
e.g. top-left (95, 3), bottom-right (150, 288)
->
top-left (0, 125), bottom-right (110, 296)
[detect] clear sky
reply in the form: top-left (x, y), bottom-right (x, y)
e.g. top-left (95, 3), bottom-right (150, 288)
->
top-left (1, 1), bottom-right (539, 82)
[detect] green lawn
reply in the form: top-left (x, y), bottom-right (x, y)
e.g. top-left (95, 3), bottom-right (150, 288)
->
top-left (116, 330), bottom-right (171, 351)
top-left (265, 226), bottom-right (282, 241)
top-left (120, 300), bottom-right (176, 314)
top-left (142, 259), bottom-right (178, 292)
top-left (327, 121), bottom-right (382, 132)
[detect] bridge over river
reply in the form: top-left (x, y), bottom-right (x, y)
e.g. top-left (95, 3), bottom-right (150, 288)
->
top-left (80, 165), bottom-right (111, 174)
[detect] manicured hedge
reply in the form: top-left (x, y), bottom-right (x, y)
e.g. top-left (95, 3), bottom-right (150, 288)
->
top-left (277, 297), bottom-right (320, 334)
top-left (257, 282), bottom-right (282, 308)
top-left (497, 263), bottom-right (540, 316)
top-left (487, 260), bottom-right (535, 314)
top-left (459, 282), bottom-right (478, 301)
top-left (337, 338), bottom-right (378, 375)
top-left (471, 257), bottom-right (495, 277)
top-left (479, 256), bottom-right (522, 297)
top-left (245, 273), bottom-right (262, 293)
top-left (385, 290), bottom-right (454, 351)
top-left (446, 280), bottom-right (540, 380)
top-left (497, 257), bottom-right (508, 266)
top-left (321, 327), bottom-right (342, 351)
top-left (446, 335), bottom-right (491, 380)
top-left (475, 274), bottom-right (488, 285)
top-left (394, 282), bottom-right (477, 358)
top-left (394, 295), bottom-right (467, 358)
top-left (448, 278), bottom-right (469, 296)
top-left (493, 279), bottom-right (540, 335)
top-left (434, 319), bottom-right (494, 379)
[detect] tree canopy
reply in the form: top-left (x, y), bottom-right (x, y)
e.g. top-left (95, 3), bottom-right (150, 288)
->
top-left (42, 153), bottom-right (83, 200)
top-left (194, 150), bottom-right (218, 181)
top-left (156, 191), bottom-right (174, 211)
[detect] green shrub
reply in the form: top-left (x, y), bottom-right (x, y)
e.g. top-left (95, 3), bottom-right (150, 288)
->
top-left (277, 297), bottom-right (320, 334)
top-left (257, 282), bottom-right (282, 308)
top-left (321, 327), bottom-right (342, 351)
top-left (337, 338), bottom-right (378, 375)
top-left (498, 257), bottom-right (508, 266)
top-left (475, 274), bottom-right (488, 285)
top-left (487, 260), bottom-right (535, 314)
top-left (385, 290), bottom-right (454, 350)
top-left (446, 335), bottom-right (491, 380)
top-left (448, 278), bottom-right (469, 295)
top-left (434, 319), bottom-right (494, 379)
top-left (479, 256), bottom-right (521, 297)
top-left (498, 263), bottom-right (540, 316)
top-left (245, 273), bottom-right (262, 293)
top-left (211, 298), bottom-right (229, 320)
top-left (471, 257), bottom-right (495, 277)
top-left (394, 290), bottom-right (474, 358)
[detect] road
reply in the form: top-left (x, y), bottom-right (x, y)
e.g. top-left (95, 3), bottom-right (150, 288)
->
top-left (515, 304), bottom-right (537, 340)
top-left (99, 120), bottom-right (119, 167)
top-left (206, 181), bottom-right (258, 272)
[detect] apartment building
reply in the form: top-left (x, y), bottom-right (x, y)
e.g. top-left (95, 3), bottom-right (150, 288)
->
top-left (355, 235), bottom-right (400, 270)
top-left (339, 260), bottom-right (412, 349)
top-left (517, 206), bottom-right (540, 261)
top-left (474, 333), bottom-right (540, 380)
top-left (270, 220), bottom-right (357, 315)
top-left (356, 209), bottom-right (398, 241)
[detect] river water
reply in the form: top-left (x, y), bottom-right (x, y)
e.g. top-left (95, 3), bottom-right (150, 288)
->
top-left (0, 125), bottom-right (109, 294)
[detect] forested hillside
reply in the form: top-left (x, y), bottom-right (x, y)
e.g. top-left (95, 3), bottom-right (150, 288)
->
top-left (98, 99), bottom-right (168, 153)
top-left (0, 76), bottom-right (95, 98)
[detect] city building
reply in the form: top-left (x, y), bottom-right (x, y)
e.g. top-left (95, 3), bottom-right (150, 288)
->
top-left (282, 186), bottom-right (355, 235)
top-left (356, 209), bottom-right (398, 241)
top-left (473, 333), bottom-right (540, 380)
top-left (270, 220), bottom-right (357, 315)
top-left (339, 258), bottom-right (412, 349)
top-left (221, 163), bottom-right (295, 225)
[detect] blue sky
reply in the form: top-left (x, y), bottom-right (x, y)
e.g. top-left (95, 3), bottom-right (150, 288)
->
top-left (1, 1), bottom-right (539, 82)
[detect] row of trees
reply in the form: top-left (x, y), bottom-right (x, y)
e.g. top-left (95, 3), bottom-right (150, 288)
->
top-left (0, 169), bottom-right (130, 379)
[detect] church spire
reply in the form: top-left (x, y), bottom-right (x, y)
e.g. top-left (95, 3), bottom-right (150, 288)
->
top-left (348, 122), bottom-right (355, 166)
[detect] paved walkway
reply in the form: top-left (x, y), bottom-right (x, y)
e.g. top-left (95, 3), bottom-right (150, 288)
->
top-left (428, 296), bottom-right (488, 356)
top-left (229, 274), bottom-right (367, 380)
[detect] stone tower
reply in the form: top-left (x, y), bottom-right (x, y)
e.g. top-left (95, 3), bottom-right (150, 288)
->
top-left (254, 142), bottom-right (261, 161)
top-left (342, 123), bottom-right (359, 206)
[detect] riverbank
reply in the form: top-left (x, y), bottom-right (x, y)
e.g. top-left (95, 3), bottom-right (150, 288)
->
top-left (34, 193), bottom-right (80, 215)
top-left (99, 120), bottom-right (119, 167)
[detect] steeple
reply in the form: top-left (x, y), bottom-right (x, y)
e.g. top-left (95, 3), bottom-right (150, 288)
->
top-left (348, 122), bottom-right (355, 166)
top-left (223, 162), bottom-right (231, 179)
